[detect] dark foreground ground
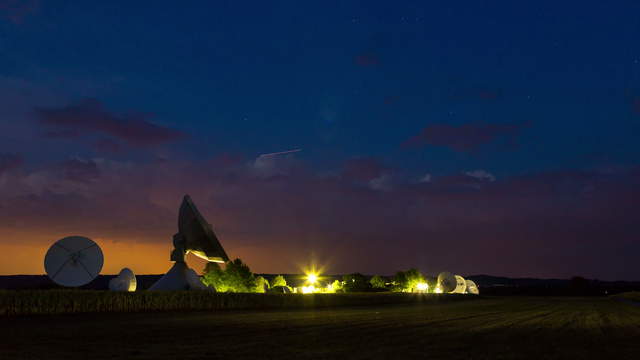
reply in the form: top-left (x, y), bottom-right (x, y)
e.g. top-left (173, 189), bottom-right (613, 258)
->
top-left (2, 296), bottom-right (639, 359)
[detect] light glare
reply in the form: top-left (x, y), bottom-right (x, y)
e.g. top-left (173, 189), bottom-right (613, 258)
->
top-left (416, 282), bottom-right (428, 291)
top-left (301, 285), bottom-right (316, 294)
top-left (306, 273), bottom-right (318, 284)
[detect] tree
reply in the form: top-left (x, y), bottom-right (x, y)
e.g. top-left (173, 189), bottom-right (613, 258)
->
top-left (391, 271), bottom-right (408, 292)
top-left (331, 279), bottom-right (343, 293)
top-left (255, 276), bottom-right (270, 293)
top-left (404, 268), bottom-right (425, 292)
top-left (272, 275), bottom-right (287, 288)
top-left (392, 269), bottom-right (425, 292)
top-left (202, 258), bottom-right (257, 292)
top-left (224, 258), bottom-right (257, 292)
top-left (370, 275), bottom-right (386, 289)
top-left (202, 262), bottom-right (226, 291)
top-left (342, 273), bottom-right (370, 292)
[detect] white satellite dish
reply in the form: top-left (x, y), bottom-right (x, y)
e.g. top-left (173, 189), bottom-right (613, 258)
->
top-left (437, 272), bottom-right (457, 293)
top-left (44, 236), bottom-right (104, 287)
top-left (109, 268), bottom-right (137, 292)
top-left (465, 279), bottom-right (479, 295)
top-left (453, 275), bottom-right (467, 294)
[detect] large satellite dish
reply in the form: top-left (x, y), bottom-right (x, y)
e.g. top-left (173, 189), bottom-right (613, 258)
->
top-left (452, 275), bottom-right (467, 294)
top-left (437, 272), bottom-right (457, 293)
top-left (172, 195), bottom-right (229, 263)
top-left (150, 195), bottom-right (228, 291)
top-left (44, 236), bottom-right (103, 287)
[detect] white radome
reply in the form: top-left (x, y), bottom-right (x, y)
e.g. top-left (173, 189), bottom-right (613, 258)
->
top-left (109, 268), bottom-right (137, 292)
top-left (44, 236), bottom-right (104, 287)
top-left (453, 275), bottom-right (467, 294)
top-left (437, 272), bottom-right (457, 293)
top-left (465, 279), bottom-right (480, 295)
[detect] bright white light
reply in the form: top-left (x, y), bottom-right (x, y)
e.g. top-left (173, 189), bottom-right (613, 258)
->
top-left (301, 285), bottom-right (316, 294)
top-left (416, 282), bottom-right (428, 291)
top-left (306, 273), bottom-right (318, 284)
top-left (435, 286), bottom-right (443, 294)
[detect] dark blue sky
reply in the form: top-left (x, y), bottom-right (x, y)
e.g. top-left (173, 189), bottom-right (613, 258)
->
top-left (1, 1), bottom-right (640, 279)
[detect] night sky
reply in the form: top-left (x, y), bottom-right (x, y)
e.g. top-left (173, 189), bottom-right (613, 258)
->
top-left (2, 1), bottom-right (640, 280)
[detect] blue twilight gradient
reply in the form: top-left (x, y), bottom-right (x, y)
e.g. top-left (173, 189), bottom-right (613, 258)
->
top-left (2, 1), bottom-right (638, 172)
top-left (1, 1), bottom-right (640, 279)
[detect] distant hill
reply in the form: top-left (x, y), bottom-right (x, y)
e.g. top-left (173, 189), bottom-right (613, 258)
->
top-left (464, 274), bottom-right (640, 296)
top-left (465, 274), bottom-right (570, 287)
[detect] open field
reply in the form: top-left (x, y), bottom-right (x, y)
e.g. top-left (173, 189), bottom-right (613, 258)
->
top-left (612, 291), bottom-right (640, 302)
top-left (2, 296), bottom-right (640, 359)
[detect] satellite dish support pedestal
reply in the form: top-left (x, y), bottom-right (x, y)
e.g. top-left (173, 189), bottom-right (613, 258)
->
top-left (171, 233), bottom-right (187, 263)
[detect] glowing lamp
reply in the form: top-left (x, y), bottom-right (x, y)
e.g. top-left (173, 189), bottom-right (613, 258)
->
top-left (306, 273), bottom-right (318, 284)
top-left (301, 285), bottom-right (316, 294)
top-left (416, 282), bottom-right (428, 292)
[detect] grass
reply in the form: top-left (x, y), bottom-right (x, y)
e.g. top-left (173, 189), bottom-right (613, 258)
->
top-left (0, 290), bottom-right (475, 316)
top-left (611, 291), bottom-right (640, 302)
top-left (2, 296), bottom-right (640, 359)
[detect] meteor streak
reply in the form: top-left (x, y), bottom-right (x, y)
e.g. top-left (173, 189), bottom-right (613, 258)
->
top-left (258, 149), bottom-right (302, 158)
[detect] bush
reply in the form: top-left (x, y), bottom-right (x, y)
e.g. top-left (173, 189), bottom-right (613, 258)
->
top-left (404, 268), bottom-right (425, 292)
top-left (202, 258), bottom-right (257, 293)
top-left (255, 276), bottom-right (269, 293)
top-left (391, 271), bottom-right (407, 292)
top-left (272, 275), bottom-right (287, 288)
top-left (392, 269), bottom-right (425, 292)
top-left (370, 275), bottom-right (386, 289)
top-left (202, 262), bottom-right (225, 291)
top-left (323, 279), bottom-right (343, 293)
top-left (342, 273), bottom-right (370, 292)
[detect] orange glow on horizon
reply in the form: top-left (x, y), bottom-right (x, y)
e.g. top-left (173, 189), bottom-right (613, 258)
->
top-left (0, 240), bottom-right (174, 275)
top-left (0, 237), bottom-right (301, 275)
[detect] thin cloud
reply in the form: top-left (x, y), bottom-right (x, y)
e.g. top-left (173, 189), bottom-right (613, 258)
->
top-left (62, 158), bottom-right (101, 183)
top-left (1, 157), bottom-right (639, 279)
top-left (465, 169), bottom-right (496, 182)
top-left (0, 153), bottom-right (23, 174)
top-left (0, 0), bottom-right (39, 24)
top-left (35, 98), bottom-right (187, 147)
top-left (403, 121), bottom-right (531, 153)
